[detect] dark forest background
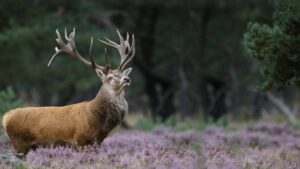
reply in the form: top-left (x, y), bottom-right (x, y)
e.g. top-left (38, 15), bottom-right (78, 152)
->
top-left (0, 0), bottom-right (300, 126)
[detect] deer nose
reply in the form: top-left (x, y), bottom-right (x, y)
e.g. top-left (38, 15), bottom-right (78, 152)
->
top-left (123, 77), bottom-right (131, 83)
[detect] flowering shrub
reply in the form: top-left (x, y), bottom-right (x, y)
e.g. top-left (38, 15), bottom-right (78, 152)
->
top-left (0, 123), bottom-right (300, 169)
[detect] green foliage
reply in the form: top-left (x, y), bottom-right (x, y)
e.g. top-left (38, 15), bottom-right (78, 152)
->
top-left (0, 0), bottom-right (112, 96)
top-left (0, 87), bottom-right (23, 115)
top-left (15, 164), bottom-right (27, 169)
top-left (188, 115), bottom-right (228, 130)
top-left (135, 116), bottom-right (177, 131)
top-left (174, 118), bottom-right (210, 131)
top-left (135, 114), bottom-right (229, 131)
top-left (243, 4), bottom-right (300, 90)
top-left (135, 116), bottom-right (157, 131)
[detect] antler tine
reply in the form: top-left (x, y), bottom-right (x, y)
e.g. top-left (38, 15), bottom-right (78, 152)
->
top-left (48, 28), bottom-right (107, 72)
top-left (104, 47), bottom-right (111, 69)
top-left (116, 30), bottom-right (130, 63)
top-left (47, 46), bottom-right (60, 67)
top-left (116, 29), bottom-right (125, 45)
top-left (90, 37), bottom-right (111, 72)
top-left (125, 32), bottom-right (129, 42)
top-left (97, 30), bottom-right (135, 71)
top-left (48, 29), bottom-right (65, 67)
top-left (89, 37), bottom-right (96, 69)
top-left (99, 38), bottom-right (118, 47)
top-left (119, 34), bottom-right (135, 70)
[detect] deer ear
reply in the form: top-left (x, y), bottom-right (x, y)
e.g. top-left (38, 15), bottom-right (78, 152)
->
top-left (95, 69), bottom-right (106, 81)
top-left (122, 67), bottom-right (132, 76)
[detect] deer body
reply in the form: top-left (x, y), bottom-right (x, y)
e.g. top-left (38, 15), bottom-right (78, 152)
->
top-left (3, 86), bottom-right (127, 153)
top-left (2, 28), bottom-right (135, 155)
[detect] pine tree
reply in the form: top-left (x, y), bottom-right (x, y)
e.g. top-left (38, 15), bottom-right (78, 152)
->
top-left (243, 3), bottom-right (300, 90)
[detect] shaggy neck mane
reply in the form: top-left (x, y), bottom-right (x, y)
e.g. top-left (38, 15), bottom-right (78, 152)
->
top-left (89, 84), bottom-right (127, 132)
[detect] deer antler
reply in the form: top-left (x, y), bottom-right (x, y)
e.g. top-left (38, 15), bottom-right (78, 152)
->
top-left (48, 28), bottom-right (109, 72)
top-left (98, 30), bottom-right (135, 71)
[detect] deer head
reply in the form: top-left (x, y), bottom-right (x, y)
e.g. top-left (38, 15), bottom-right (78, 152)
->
top-left (48, 28), bottom-right (135, 94)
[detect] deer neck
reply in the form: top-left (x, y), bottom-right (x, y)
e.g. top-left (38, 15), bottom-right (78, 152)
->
top-left (89, 85), bottom-right (128, 132)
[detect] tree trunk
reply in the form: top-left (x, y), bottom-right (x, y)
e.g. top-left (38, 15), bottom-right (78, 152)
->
top-left (133, 5), bottom-right (175, 121)
top-left (266, 92), bottom-right (298, 125)
top-left (202, 75), bottom-right (227, 121)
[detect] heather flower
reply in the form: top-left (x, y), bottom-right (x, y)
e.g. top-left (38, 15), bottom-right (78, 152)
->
top-left (0, 123), bottom-right (299, 169)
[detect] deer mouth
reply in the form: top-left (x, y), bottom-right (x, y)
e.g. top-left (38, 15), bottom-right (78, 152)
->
top-left (122, 78), bottom-right (131, 86)
top-left (122, 81), bottom-right (131, 86)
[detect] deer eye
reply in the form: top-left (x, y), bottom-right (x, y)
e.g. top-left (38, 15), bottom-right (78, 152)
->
top-left (107, 76), bottom-right (113, 80)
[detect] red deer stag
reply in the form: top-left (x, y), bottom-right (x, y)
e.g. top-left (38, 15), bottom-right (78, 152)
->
top-left (2, 28), bottom-right (135, 156)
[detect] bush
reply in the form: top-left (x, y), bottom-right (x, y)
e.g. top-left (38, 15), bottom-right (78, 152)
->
top-left (0, 86), bottom-right (23, 115)
top-left (243, 3), bottom-right (300, 90)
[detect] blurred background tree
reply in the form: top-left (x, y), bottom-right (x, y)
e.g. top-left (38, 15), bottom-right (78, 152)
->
top-left (243, 1), bottom-right (300, 125)
top-left (0, 0), bottom-right (299, 125)
top-left (244, 2), bottom-right (300, 90)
